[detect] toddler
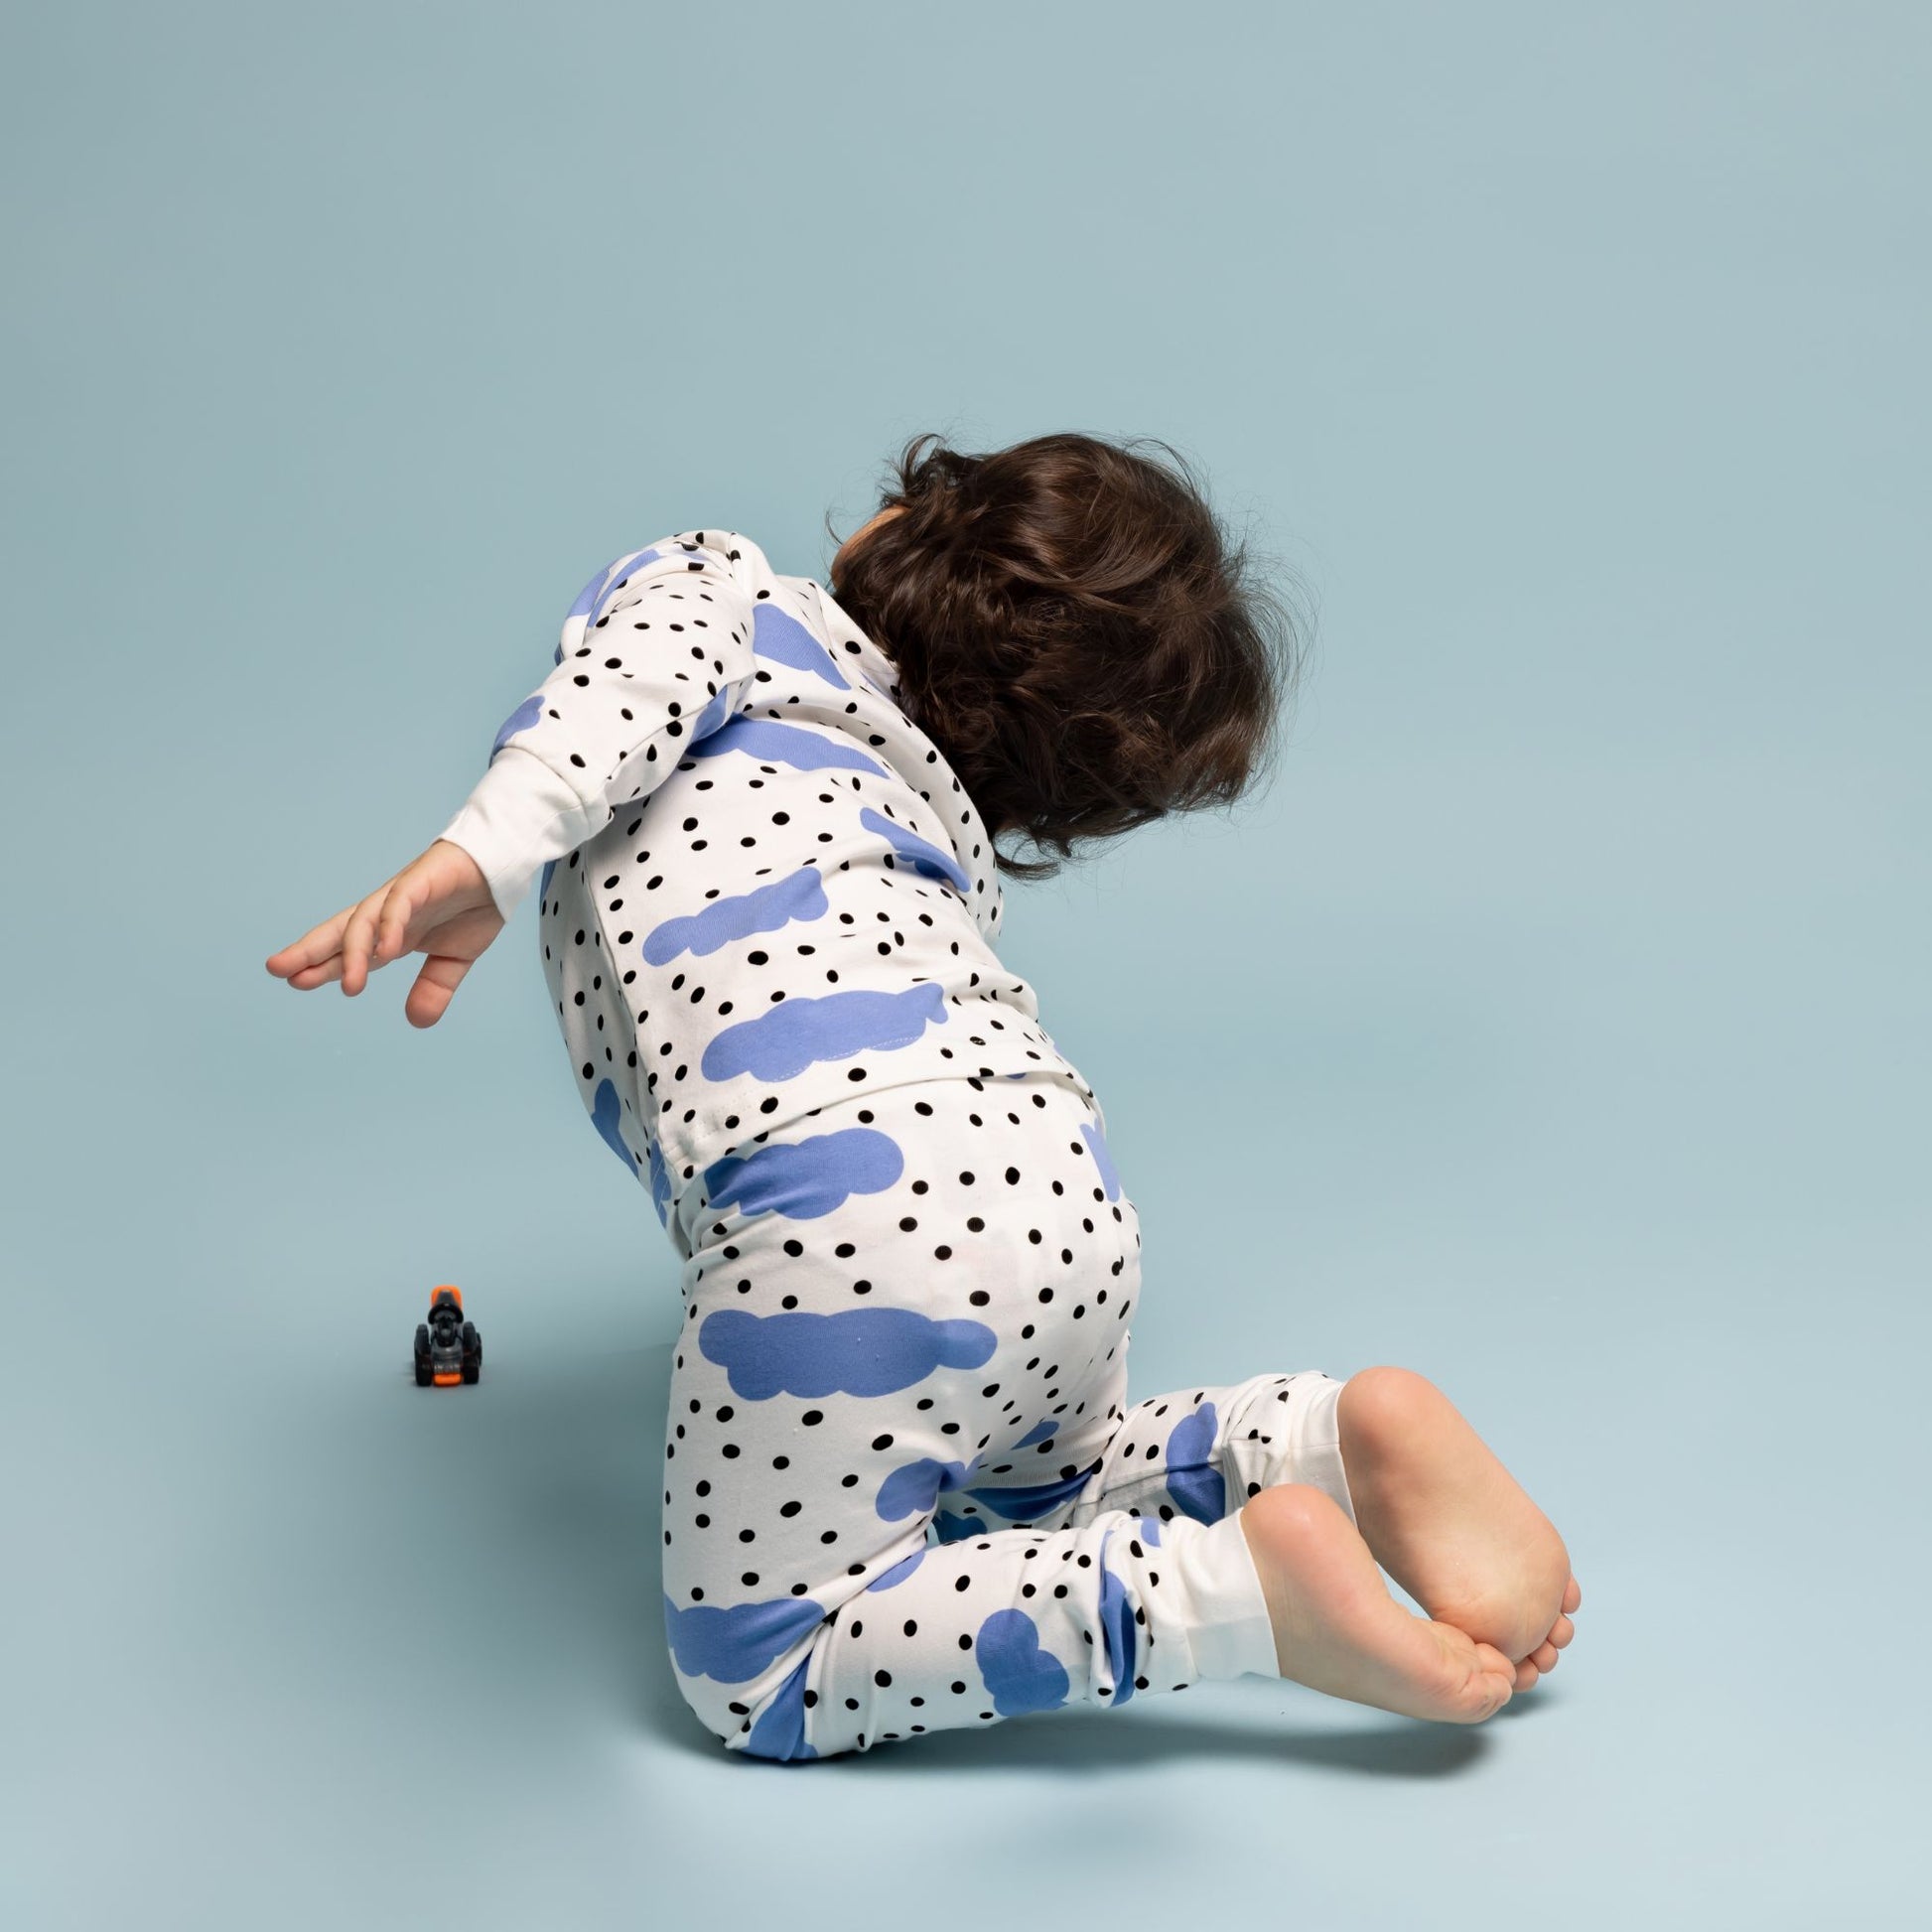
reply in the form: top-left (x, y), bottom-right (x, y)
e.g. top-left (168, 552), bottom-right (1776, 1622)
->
top-left (266, 431), bottom-right (1580, 1760)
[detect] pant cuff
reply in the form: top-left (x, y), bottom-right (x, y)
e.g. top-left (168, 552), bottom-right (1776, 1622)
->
top-left (1289, 1371), bottom-right (1357, 1528)
top-left (1177, 1510), bottom-right (1281, 1682)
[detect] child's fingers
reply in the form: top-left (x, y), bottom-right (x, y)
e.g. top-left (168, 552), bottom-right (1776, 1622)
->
top-left (274, 851), bottom-right (459, 996)
top-left (339, 885), bottom-right (394, 996)
top-left (403, 953), bottom-right (474, 1030)
top-left (287, 955), bottom-right (346, 991)
top-left (264, 903), bottom-right (357, 979)
top-left (374, 872), bottom-right (427, 968)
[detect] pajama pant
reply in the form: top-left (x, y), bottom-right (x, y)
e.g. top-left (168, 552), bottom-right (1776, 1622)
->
top-left (658, 1069), bottom-right (1357, 1759)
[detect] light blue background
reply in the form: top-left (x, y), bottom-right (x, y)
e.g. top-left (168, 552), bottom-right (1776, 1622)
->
top-left (3, 3), bottom-right (1926, 1926)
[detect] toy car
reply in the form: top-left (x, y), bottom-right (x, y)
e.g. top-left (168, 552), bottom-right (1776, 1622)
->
top-left (414, 1286), bottom-right (482, 1387)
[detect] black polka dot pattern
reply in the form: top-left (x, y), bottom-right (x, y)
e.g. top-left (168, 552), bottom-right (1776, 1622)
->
top-left (437, 531), bottom-right (1350, 1759)
top-left (654, 1074), bottom-right (1350, 1760)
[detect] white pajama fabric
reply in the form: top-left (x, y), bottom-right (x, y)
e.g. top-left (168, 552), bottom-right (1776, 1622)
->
top-left (436, 530), bottom-right (1355, 1758)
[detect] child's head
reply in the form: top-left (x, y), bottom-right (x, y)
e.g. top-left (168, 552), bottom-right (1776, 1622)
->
top-left (828, 430), bottom-right (1304, 882)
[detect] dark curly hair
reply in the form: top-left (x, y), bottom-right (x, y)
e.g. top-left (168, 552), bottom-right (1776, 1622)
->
top-left (824, 429), bottom-right (1306, 884)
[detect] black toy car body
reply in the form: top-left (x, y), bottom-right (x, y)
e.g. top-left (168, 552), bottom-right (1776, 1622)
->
top-left (414, 1286), bottom-right (481, 1387)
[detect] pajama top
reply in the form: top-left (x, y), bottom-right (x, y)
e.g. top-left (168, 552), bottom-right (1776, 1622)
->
top-left (435, 529), bottom-right (1100, 1257)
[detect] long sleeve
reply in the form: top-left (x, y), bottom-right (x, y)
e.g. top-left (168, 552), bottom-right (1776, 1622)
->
top-left (436, 533), bottom-right (762, 921)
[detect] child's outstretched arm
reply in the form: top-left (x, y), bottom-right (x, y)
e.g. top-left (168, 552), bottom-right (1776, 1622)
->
top-left (264, 534), bottom-right (762, 1028)
top-left (433, 533), bottom-right (762, 922)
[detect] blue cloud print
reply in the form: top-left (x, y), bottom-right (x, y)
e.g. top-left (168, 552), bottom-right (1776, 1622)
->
top-left (568, 546), bottom-right (663, 624)
top-left (858, 806), bottom-right (969, 895)
top-left (552, 548), bottom-right (661, 661)
top-left (1164, 1403), bottom-right (1225, 1524)
top-left (647, 1139), bottom-right (672, 1229)
top-left (591, 1078), bottom-right (677, 1229)
top-left (976, 1609), bottom-right (1069, 1717)
top-left (700, 983), bottom-right (947, 1083)
top-left (490, 693), bottom-right (545, 755)
top-left (663, 1591), bottom-right (824, 1682)
top-left (744, 1657), bottom-right (818, 1762)
top-left (691, 715), bottom-right (888, 778)
top-left (697, 1306), bottom-right (997, 1402)
top-left (698, 1126), bottom-right (902, 1221)
top-left (876, 1456), bottom-right (973, 1522)
top-left (1097, 1535), bottom-right (1138, 1707)
top-left (1079, 1121), bottom-right (1121, 1201)
top-left (590, 1078), bottom-right (638, 1174)
top-left (753, 601), bottom-right (849, 688)
top-left (642, 867), bottom-right (829, 966)
top-left (687, 681), bottom-right (741, 746)
top-left (865, 1548), bottom-right (928, 1592)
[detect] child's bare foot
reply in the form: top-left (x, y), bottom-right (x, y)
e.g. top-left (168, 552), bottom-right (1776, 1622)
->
top-left (1513, 1575), bottom-right (1583, 1691)
top-left (1238, 1484), bottom-right (1518, 1724)
top-left (1337, 1366), bottom-right (1579, 1672)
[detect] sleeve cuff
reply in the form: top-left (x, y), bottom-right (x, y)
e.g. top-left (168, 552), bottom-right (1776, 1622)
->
top-left (434, 746), bottom-right (595, 923)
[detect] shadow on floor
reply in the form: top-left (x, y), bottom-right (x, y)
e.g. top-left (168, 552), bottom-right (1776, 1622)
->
top-left (715, 1709), bottom-right (1498, 1777)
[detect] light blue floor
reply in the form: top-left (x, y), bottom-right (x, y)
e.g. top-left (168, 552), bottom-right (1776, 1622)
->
top-left (4, 5), bottom-right (1927, 1927)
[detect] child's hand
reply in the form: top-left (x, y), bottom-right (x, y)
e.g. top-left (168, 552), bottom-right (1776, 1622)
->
top-left (264, 839), bottom-right (504, 1030)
